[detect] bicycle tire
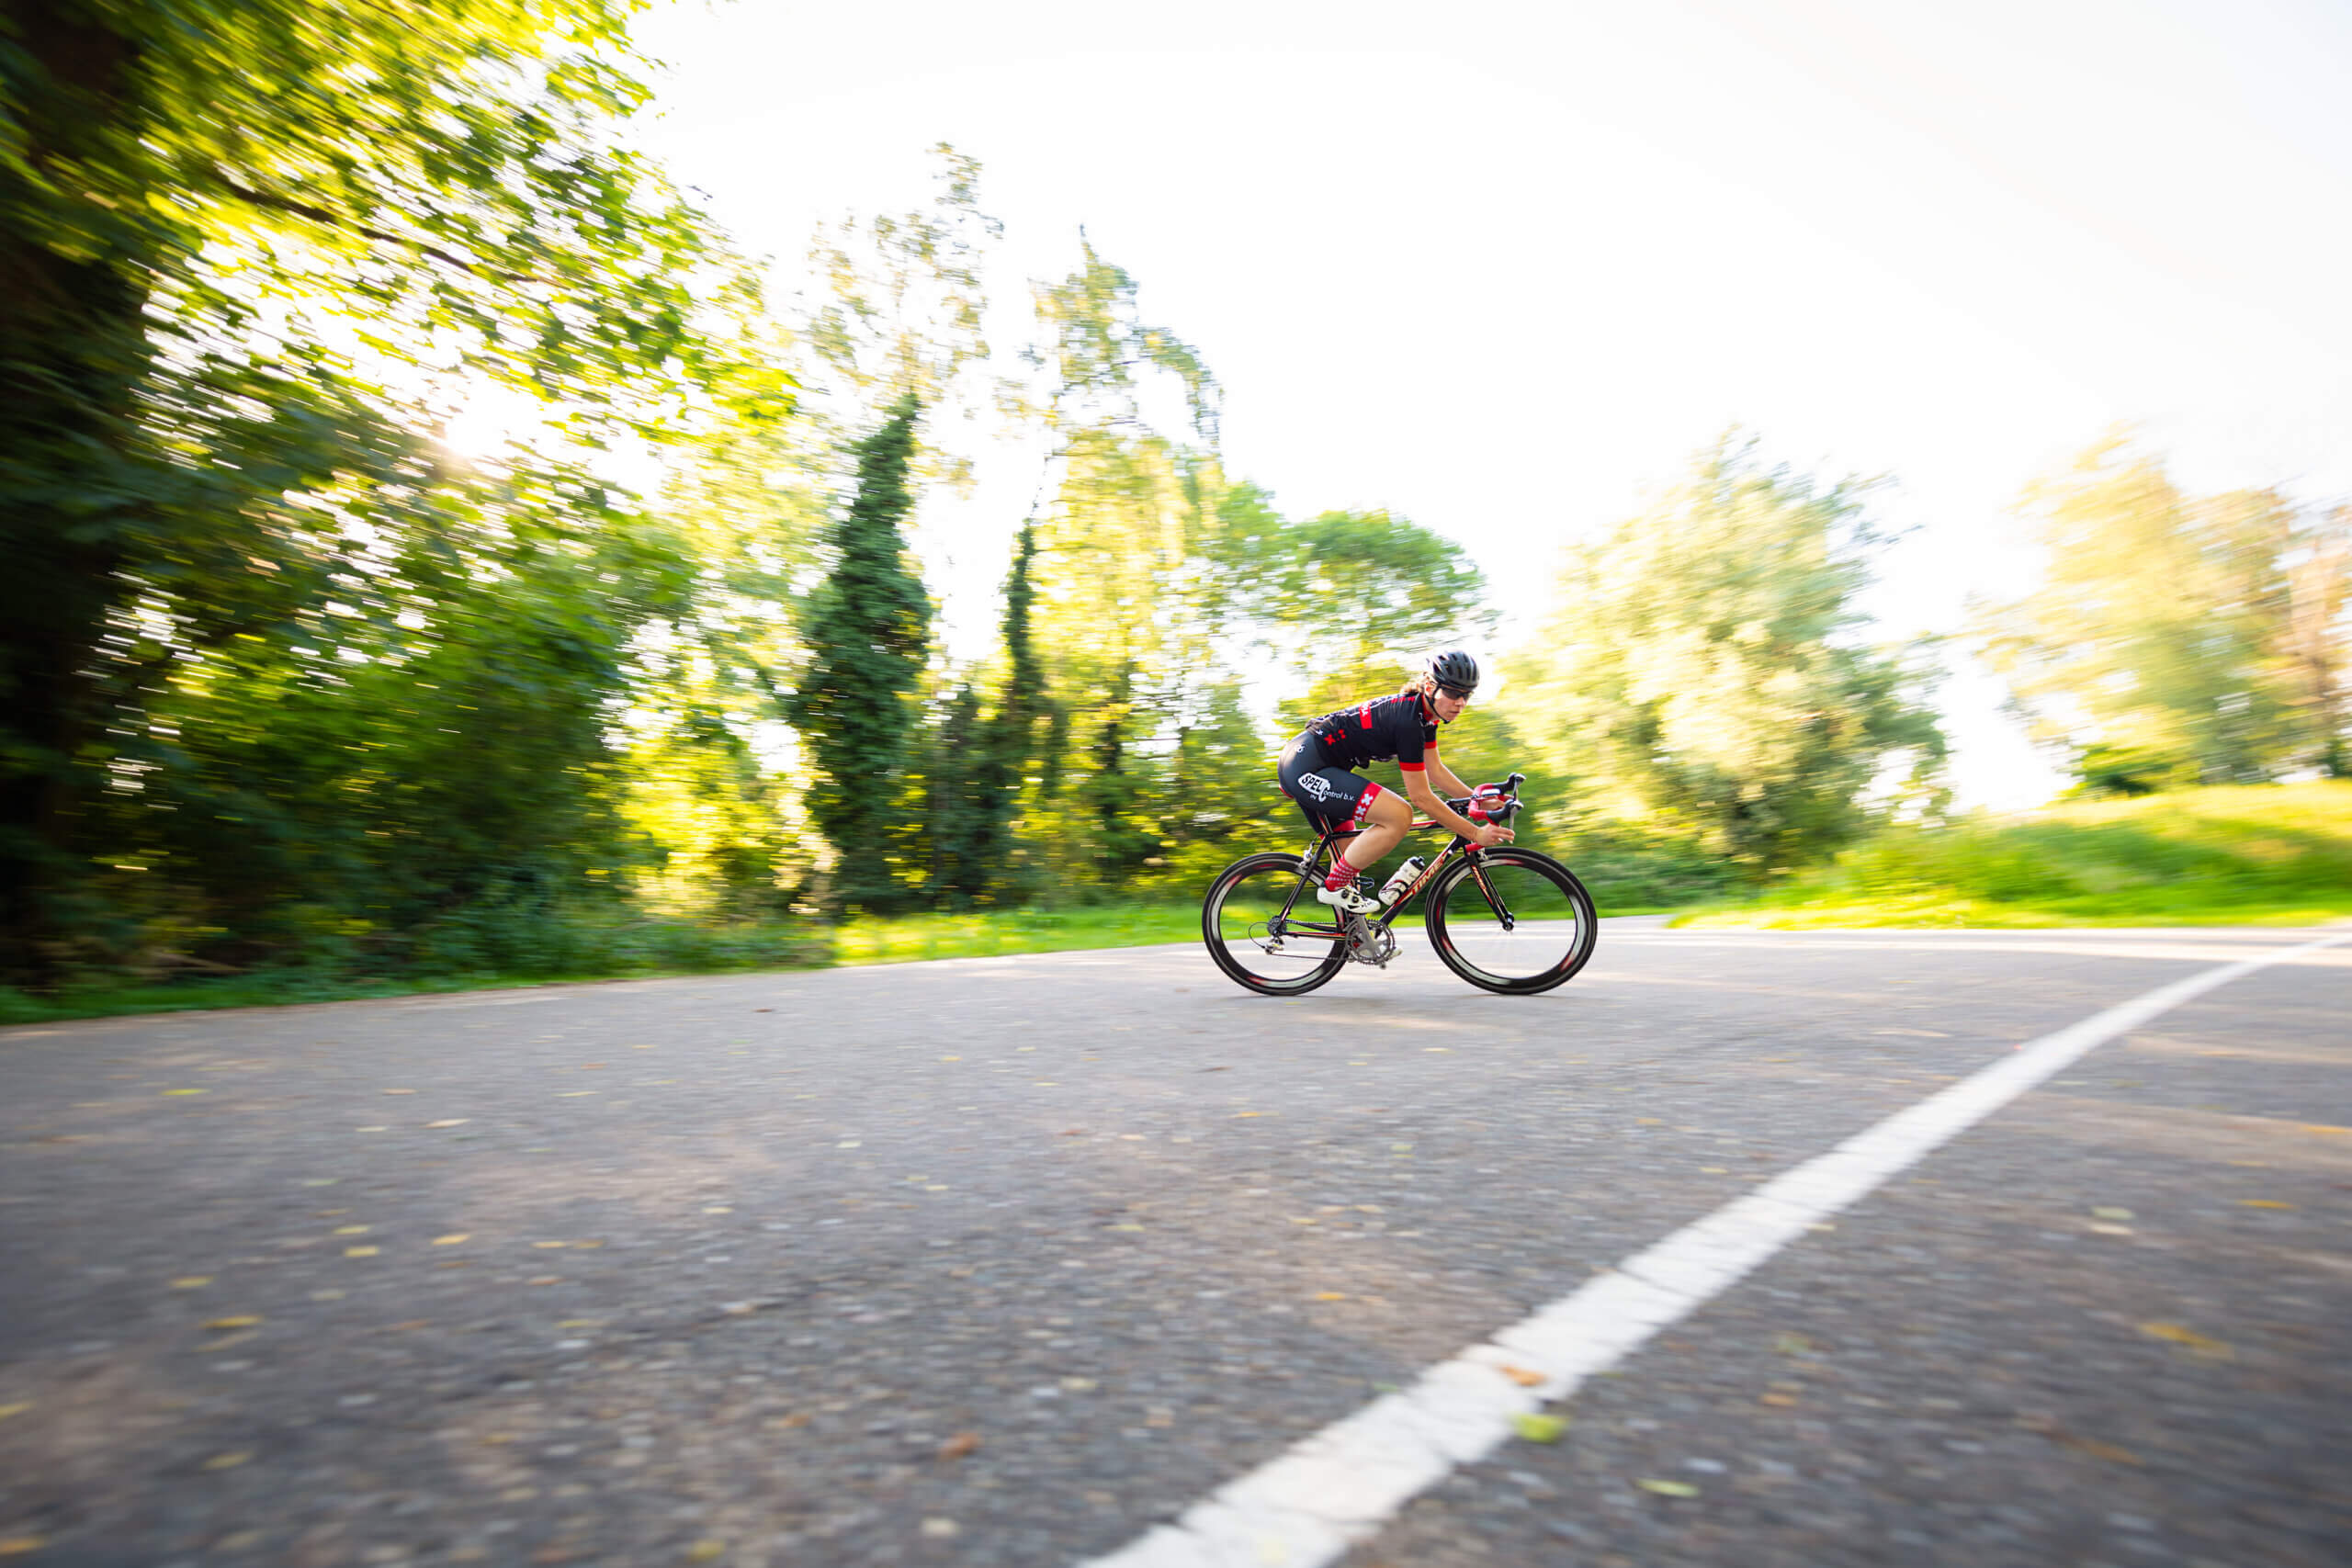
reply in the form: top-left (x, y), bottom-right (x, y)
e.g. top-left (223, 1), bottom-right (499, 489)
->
top-left (1423, 847), bottom-right (1598, 995)
top-left (1201, 852), bottom-right (1348, 997)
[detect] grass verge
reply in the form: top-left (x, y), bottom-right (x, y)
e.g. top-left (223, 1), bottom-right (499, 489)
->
top-left (831, 905), bottom-right (1202, 964)
top-left (1678, 781), bottom-right (2352, 930)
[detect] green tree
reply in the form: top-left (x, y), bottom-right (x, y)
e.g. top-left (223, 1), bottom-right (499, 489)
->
top-left (789, 396), bottom-right (932, 910)
top-left (1501, 435), bottom-right (1946, 874)
top-left (914, 682), bottom-right (995, 906)
top-left (803, 145), bottom-right (1001, 486)
top-left (935, 519), bottom-right (1051, 904)
top-left (1974, 436), bottom-right (2344, 791)
top-left (1272, 508), bottom-right (1495, 731)
top-left (1009, 246), bottom-right (1227, 889)
top-left (1, 0), bottom-right (785, 981)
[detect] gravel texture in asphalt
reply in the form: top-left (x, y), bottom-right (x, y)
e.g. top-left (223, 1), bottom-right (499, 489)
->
top-left (2, 922), bottom-right (2346, 1567)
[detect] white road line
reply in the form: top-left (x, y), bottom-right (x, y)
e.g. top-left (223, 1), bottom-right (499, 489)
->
top-left (1080, 927), bottom-right (2352, 1568)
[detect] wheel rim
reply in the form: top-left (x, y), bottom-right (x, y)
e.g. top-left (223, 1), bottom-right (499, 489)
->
top-left (1209, 862), bottom-right (1342, 987)
top-left (1431, 854), bottom-right (1589, 987)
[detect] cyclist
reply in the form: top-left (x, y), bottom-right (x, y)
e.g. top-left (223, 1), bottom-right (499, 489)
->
top-left (1278, 649), bottom-right (1513, 915)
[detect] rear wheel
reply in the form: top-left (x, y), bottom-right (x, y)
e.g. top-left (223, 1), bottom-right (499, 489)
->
top-left (1202, 853), bottom-right (1347, 996)
top-left (1424, 848), bottom-right (1597, 995)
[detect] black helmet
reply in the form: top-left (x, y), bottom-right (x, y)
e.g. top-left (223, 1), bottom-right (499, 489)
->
top-left (1425, 649), bottom-right (1479, 698)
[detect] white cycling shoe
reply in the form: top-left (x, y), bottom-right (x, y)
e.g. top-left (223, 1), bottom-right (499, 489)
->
top-left (1315, 881), bottom-right (1382, 916)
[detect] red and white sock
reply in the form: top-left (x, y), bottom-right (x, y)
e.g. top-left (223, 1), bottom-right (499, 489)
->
top-left (1323, 853), bottom-right (1362, 892)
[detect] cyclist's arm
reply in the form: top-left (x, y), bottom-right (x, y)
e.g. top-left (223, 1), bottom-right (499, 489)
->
top-left (1401, 765), bottom-right (1507, 844)
top-left (1423, 750), bottom-right (1471, 800)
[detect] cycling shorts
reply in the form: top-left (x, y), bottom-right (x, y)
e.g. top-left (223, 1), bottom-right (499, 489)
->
top-left (1279, 736), bottom-right (1386, 833)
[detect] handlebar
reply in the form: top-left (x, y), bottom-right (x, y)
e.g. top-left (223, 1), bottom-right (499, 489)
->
top-left (1410, 771), bottom-right (1529, 835)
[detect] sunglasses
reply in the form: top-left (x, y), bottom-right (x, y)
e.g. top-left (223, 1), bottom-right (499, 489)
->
top-left (1434, 683), bottom-right (1474, 701)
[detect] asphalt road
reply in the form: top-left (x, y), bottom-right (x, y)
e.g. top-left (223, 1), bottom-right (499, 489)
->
top-left (3, 922), bottom-right (2347, 1568)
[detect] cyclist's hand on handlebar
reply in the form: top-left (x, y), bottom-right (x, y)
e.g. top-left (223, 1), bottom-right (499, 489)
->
top-left (1471, 823), bottom-right (1514, 848)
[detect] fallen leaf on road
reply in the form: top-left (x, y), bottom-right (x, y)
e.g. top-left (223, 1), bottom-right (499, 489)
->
top-left (527, 1276), bottom-right (563, 1286)
top-left (2238, 1200), bottom-right (2295, 1210)
top-left (380, 1089), bottom-right (413, 1095)
top-left (535, 1241), bottom-right (570, 1249)
top-left (424, 1119), bottom-right (469, 1129)
top-left (1773, 1333), bottom-right (1812, 1355)
top-left (433, 1235), bottom-right (469, 1247)
top-left (2139, 1321), bottom-right (2232, 1359)
top-left (1313, 1292), bottom-right (1347, 1302)
top-left (202, 1451), bottom-right (253, 1471)
top-left (345, 1246), bottom-right (379, 1258)
top-left (171, 1277), bottom-right (211, 1289)
top-left (334, 1225), bottom-right (369, 1235)
top-left (2062, 1433), bottom-right (2142, 1464)
top-left (163, 1089), bottom-right (207, 1096)
top-left (1758, 1393), bottom-right (1798, 1406)
top-left (1512, 1414), bottom-right (1567, 1443)
top-left (2092, 1207), bottom-right (2133, 1221)
top-left (205, 1316), bottom-right (262, 1330)
top-left (1498, 1364), bottom-right (1546, 1387)
top-left (1636, 1478), bottom-right (1699, 1497)
top-left (0, 1538), bottom-right (44, 1557)
top-left (684, 1543), bottom-right (725, 1562)
top-left (0, 1404), bottom-right (30, 1420)
top-left (937, 1431), bottom-right (980, 1460)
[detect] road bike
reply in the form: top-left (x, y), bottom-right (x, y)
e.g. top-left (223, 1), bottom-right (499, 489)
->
top-left (1201, 772), bottom-right (1598, 997)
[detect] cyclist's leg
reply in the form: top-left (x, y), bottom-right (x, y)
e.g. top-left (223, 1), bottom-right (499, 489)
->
top-left (1317, 775), bottom-right (1408, 892)
top-left (1345, 783), bottom-right (1412, 873)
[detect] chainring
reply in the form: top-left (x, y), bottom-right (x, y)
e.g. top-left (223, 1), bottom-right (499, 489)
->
top-left (1342, 913), bottom-right (1398, 967)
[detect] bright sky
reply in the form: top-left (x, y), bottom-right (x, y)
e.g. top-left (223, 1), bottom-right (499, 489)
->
top-left (626, 0), bottom-right (2352, 810)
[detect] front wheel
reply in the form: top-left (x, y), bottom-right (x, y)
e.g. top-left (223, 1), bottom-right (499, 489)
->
top-left (1424, 848), bottom-right (1598, 995)
top-left (1202, 853), bottom-right (1348, 996)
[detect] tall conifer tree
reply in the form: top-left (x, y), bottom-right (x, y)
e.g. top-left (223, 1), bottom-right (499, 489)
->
top-left (790, 396), bottom-right (931, 908)
top-left (949, 520), bottom-right (1049, 898)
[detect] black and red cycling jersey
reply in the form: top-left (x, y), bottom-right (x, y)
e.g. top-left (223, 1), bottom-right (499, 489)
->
top-left (1295, 688), bottom-right (1440, 774)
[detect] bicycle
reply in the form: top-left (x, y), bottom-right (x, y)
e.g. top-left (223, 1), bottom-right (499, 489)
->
top-left (1201, 772), bottom-right (1599, 997)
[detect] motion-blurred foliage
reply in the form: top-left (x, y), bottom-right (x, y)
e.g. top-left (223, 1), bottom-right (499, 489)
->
top-left (1684, 782), bottom-right (2352, 928)
top-left (3, 0), bottom-right (791, 985)
top-left (1975, 436), bottom-right (2350, 794)
top-left (1497, 438), bottom-right (1947, 874)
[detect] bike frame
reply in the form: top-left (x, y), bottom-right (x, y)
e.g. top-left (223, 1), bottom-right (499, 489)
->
top-left (1265, 786), bottom-right (1524, 944)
